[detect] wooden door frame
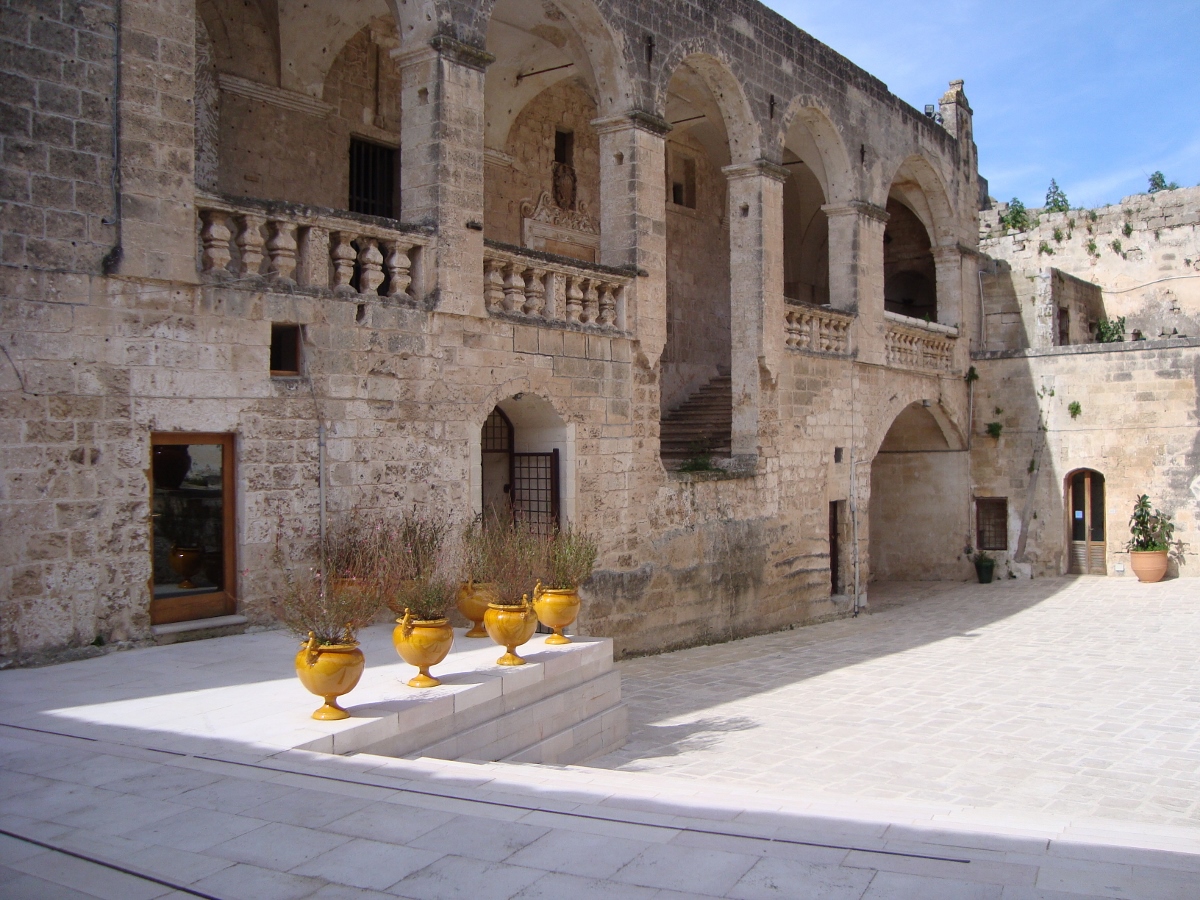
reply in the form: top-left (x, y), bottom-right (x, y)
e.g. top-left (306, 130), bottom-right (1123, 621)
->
top-left (1065, 468), bottom-right (1106, 575)
top-left (150, 432), bottom-right (237, 625)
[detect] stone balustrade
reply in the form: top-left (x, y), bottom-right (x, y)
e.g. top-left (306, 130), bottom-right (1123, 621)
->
top-left (884, 312), bottom-right (958, 372)
top-left (483, 241), bottom-right (633, 330)
top-left (784, 302), bottom-right (853, 355)
top-left (195, 193), bottom-right (430, 300)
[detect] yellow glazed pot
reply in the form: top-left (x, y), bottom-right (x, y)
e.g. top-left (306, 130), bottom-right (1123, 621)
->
top-left (294, 634), bottom-right (365, 720)
top-left (484, 598), bottom-right (538, 666)
top-left (532, 583), bottom-right (580, 645)
top-left (456, 581), bottom-right (498, 637)
top-left (392, 611), bottom-right (454, 688)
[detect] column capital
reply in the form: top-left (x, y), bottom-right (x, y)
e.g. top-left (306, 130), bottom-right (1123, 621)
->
top-left (932, 243), bottom-right (967, 262)
top-left (822, 200), bottom-right (889, 223)
top-left (392, 34), bottom-right (495, 71)
top-left (591, 109), bottom-right (673, 137)
top-left (722, 158), bottom-right (790, 183)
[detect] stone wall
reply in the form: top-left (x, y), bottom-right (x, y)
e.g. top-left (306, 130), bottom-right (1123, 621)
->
top-left (981, 186), bottom-right (1200, 345)
top-left (970, 341), bottom-right (1200, 579)
top-left (1, 0), bottom-right (118, 272)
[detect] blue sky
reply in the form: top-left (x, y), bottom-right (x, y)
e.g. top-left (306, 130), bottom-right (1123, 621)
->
top-left (763, 0), bottom-right (1200, 210)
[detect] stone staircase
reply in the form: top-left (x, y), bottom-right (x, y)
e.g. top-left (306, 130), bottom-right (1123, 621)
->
top-left (659, 373), bottom-right (732, 464)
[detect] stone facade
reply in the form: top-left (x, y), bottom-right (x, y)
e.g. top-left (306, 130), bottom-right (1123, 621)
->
top-left (3, 0), bottom-right (992, 663)
top-left (973, 187), bottom-right (1200, 580)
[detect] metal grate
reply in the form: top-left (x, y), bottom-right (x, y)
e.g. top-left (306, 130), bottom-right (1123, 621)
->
top-left (482, 409), bottom-right (512, 452)
top-left (975, 498), bottom-right (1008, 551)
top-left (349, 138), bottom-right (396, 219)
top-left (512, 449), bottom-right (559, 536)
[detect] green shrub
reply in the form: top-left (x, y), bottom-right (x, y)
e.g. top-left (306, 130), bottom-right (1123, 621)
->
top-left (1068, 401), bottom-right (1081, 419)
top-left (1096, 317), bottom-right (1125, 343)
top-left (1044, 179), bottom-right (1069, 213)
top-left (999, 198), bottom-right (1030, 232)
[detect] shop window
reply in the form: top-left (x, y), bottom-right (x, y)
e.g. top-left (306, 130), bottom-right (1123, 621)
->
top-left (976, 498), bottom-right (1008, 551)
top-left (270, 324), bottom-right (301, 376)
top-left (349, 137), bottom-right (396, 218)
top-left (150, 433), bottom-right (236, 625)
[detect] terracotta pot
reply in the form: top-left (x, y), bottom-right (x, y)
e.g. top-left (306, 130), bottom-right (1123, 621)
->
top-left (294, 635), bottom-right (365, 720)
top-left (169, 545), bottom-right (204, 589)
top-left (1129, 550), bottom-right (1169, 583)
top-left (392, 612), bottom-right (454, 688)
top-left (456, 581), bottom-right (498, 638)
top-left (152, 444), bottom-right (191, 490)
top-left (532, 583), bottom-right (580, 645)
top-left (484, 599), bottom-right (538, 666)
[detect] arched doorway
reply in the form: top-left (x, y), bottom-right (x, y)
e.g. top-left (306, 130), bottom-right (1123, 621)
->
top-left (869, 402), bottom-right (968, 581)
top-left (1067, 469), bottom-right (1106, 574)
top-left (479, 394), bottom-right (571, 534)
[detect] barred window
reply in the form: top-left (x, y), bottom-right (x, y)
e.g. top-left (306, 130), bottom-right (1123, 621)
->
top-left (349, 138), bottom-right (396, 219)
top-left (976, 498), bottom-right (1008, 551)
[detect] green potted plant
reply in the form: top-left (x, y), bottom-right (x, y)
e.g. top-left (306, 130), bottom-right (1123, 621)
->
top-left (532, 525), bottom-right (599, 644)
top-left (1126, 494), bottom-right (1174, 583)
top-left (272, 514), bottom-right (384, 720)
top-left (969, 547), bottom-right (995, 584)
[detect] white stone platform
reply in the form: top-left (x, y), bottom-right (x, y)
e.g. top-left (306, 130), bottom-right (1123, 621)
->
top-left (0, 623), bottom-right (626, 766)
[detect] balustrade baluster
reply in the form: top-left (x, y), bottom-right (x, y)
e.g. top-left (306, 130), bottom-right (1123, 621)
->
top-left (503, 264), bottom-right (525, 312)
top-left (236, 214), bottom-right (265, 277)
top-left (384, 240), bottom-right (412, 300)
top-left (581, 280), bottom-right (599, 323)
top-left (330, 232), bottom-right (356, 293)
top-left (565, 277), bottom-right (583, 323)
top-left (597, 283), bottom-right (615, 326)
top-left (199, 210), bottom-right (231, 275)
top-left (357, 238), bottom-right (384, 295)
top-left (266, 221), bottom-right (298, 284)
top-left (523, 269), bottom-right (546, 316)
top-left (484, 259), bottom-right (505, 311)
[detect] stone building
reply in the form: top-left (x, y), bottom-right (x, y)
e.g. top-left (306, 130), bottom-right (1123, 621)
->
top-left (7, 0), bottom-right (1189, 667)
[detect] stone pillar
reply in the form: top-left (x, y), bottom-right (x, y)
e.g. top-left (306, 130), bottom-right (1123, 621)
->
top-left (116, 0), bottom-right (198, 282)
top-left (395, 36), bottom-right (493, 317)
top-left (933, 244), bottom-right (964, 329)
top-left (723, 159), bottom-right (789, 460)
top-left (592, 111), bottom-right (670, 363)
top-left (823, 201), bottom-right (889, 366)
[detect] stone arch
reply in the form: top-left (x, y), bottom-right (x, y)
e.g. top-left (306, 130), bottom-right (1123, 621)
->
top-left (197, 0), bottom-right (280, 85)
top-left (883, 154), bottom-right (956, 245)
top-left (882, 155), bottom-right (955, 322)
top-left (276, 0), bottom-right (394, 98)
top-left (867, 398), bottom-right (970, 582)
top-left (656, 46), bottom-right (760, 166)
top-left (483, 0), bottom-right (634, 150)
top-left (775, 98), bottom-right (853, 204)
top-left (471, 384), bottom-right (578, 526)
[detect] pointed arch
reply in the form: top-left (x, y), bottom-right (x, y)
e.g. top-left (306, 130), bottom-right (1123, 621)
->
top-left (657, 46), bottom-right (760, 166)
top-left (776, 97), bottom-right (853, 205)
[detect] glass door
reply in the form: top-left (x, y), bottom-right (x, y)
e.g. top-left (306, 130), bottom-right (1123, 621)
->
top-left (1069, 470), bottom-right (1106, 574)
top-left (150, 433), bottom-right (236, 624)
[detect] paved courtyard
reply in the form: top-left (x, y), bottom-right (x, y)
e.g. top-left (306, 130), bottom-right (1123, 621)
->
top-left (4, 576), bottom-right (1200, 899)
top-left (593, 577), bottom-right (1200, 827)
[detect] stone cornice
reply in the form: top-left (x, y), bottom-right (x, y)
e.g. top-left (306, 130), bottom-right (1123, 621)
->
top-left (822, 201), bottom-right (890, 223)
top-left (722, 159), bottom-right (791, 183)
top-left (218, 74), bottom-right (333, 118)
top-left (591, 110), bottom-right (673, 137)
top-left (430, 35), bottom-right (495, 71)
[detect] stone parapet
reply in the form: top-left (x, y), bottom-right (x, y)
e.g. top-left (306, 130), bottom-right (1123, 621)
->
top-left (884, 311), bottom-right (958, 372)
top-left (784, 302), bottom-right (853, 356)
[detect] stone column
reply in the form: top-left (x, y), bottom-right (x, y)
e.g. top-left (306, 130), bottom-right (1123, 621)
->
top-left (933, 244), bottom-right (964, 329)
top-left (823, 201), bottom-right (889, 366)
top-left (723, 159), bottom-right (789, 460)
top-left (592, 111), bottom-right (671, 363)
top-left (395, 36), bottom-right (493, 317)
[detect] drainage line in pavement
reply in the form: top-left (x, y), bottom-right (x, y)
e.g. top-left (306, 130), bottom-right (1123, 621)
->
top-left (3, 722), bottom-right (971, 867)
top-left (193, 754), bottom-right (973, 866)
top-left (0, 827), bottom-right (228, 900)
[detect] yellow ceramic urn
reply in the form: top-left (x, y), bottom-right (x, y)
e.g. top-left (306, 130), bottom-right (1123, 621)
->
top-left (392, 610), bottom-right (454, 688)
top-left (456, 580), bottom-right (498, 637)
top-left (532, 582), bottom-right (580, 645)
top-left (483, 596), bottom-right (538, 666)
top-left (294, 633), bottom-right (365, 720)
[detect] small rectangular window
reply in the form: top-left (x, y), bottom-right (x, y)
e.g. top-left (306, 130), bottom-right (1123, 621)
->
top-left (670, 152), bottom-right (696, 209)
top-left (349, 137), bottom-right (396, 218)
top-left (976, 498), bottom-right (1008, 551)
top-left (554, 130), bottom-right (574, 166)
top-left (270, 324), bottom-right (301, 376)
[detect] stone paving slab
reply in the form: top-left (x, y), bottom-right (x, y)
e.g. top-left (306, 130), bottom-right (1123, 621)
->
top-left (590, 577), bottom-right (1200, 828)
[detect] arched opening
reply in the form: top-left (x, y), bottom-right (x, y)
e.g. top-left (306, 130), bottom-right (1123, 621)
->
top-left (198, 0), bottom-right (402, 213)
top-left (658, 56), bottom-right (739, 464)
top-left (781, 116), bottom-right (830, 306)
top-left (483, 0), bottom-right (625, 262)
top-left (883, 197), bottom-right (936, 320)
top-left (1066, 469), bottom-right (1106, 575)
top-left (478, 394), bottom-right (573, 534)
top-left (869, 402), bottom-right (969, 581)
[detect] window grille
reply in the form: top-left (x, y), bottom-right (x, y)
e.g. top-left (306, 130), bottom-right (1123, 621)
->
top-left (976, 498), bottom-right (1008, 551)
top-left (349, 138), bottom-right (396, 219)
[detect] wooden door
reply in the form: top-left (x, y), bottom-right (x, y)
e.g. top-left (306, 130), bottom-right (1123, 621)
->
top-left (150, 433), bottom-right (237, 624)
top-left (1068, 470), bottom-right (1106, 575)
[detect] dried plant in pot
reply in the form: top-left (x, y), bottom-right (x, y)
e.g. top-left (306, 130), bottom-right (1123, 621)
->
top-left (1126, 494), bottom-right (1176, 583)
top-left (532, 525), bottom-right (599, 644)
top-left (482, 521), bottom-right (543, 666)
top-left (272, 513), bottom-right (386, 720)
top-left (456, 520), bottom-right (501, 637)
top-left (385, 509), bottom-right (457, 688)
